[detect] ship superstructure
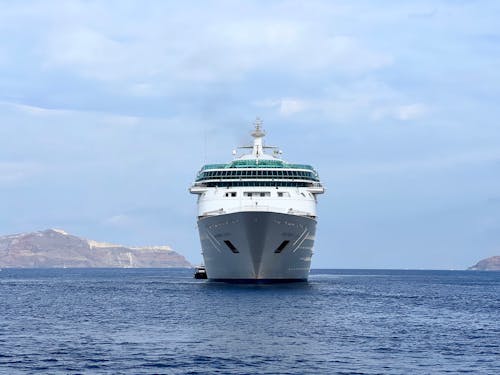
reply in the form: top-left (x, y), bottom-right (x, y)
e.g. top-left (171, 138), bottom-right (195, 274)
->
top-left (189, 119), bottom-right (324, 281)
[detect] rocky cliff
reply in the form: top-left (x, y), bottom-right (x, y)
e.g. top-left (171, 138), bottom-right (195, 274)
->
top-left (0, 229), bottom-right (191, 268)
top-left (468, 256), bottom-right (500, 271)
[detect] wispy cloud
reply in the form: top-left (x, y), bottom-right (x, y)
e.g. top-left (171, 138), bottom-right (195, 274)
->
top-left (331, 149), bottom-right (500, 176)
top-left (371, 103), bottom-right (429, 121)
top-left (25, 3), bottom-right (393, 93)
top-left (0, 101), bottom-right (72, 116)
top-left (255, 79), bottom-right (429, 122)
top-left (103, 214), bottom-right (136, 228)
top-left (0, 100), bottom-right (142, 127)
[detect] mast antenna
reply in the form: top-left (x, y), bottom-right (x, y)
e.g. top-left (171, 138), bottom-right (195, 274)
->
top-left (251, 117), bottom-right (265, 138)
top-left (251, 117), bottom-right (265, 158)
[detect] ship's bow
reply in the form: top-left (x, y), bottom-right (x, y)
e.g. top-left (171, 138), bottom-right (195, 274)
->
top-left (197, 211), bottom-right (316, 282)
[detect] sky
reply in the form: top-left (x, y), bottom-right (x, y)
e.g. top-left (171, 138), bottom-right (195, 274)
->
top-left (1, 0), bottom-right (499, 269)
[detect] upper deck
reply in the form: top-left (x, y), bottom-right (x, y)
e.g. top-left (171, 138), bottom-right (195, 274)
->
top-left (191, 119), bottom-right (324, 190)
top-left (201, 159), bottom-right (315, 171)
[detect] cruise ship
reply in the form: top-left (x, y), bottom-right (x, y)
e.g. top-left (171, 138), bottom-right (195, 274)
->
top-left (189, 119), bottom-right (324, 281)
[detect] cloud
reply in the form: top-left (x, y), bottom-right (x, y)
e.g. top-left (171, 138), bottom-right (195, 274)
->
top-left (396, 104), bottom-right (428, 121)
top-left (332, 149), bottom-right (500, 176)
top-left (103, 214), bottom-right (136, 228)
top-left (407, 6), bottom-right (437, 19)
top-left (127, 83), bottom-right (159, 97)
top-left (256, 98), bottom-right (309, 116)
top-left (371, 103), bottom-right (429, 121)
top-left (30, 4), bottom-right (392, 91)
top-left (255, 79), bottom-right (429, 123)
top-left (279, 99), bottom-right (308, 116)
top-left (101, 114), bottom-right (140, 127)
top-left (0, 100), bottom-right (142, 128)
top-left (0, 101), bottom-right (71, 116)
top-left (42, 27), bottom-right (143, 82)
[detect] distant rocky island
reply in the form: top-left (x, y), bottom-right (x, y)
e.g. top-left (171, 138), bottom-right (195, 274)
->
top-left (468, 256), bottom-right (500, 271)
top-left (0, 229), bottom-right (192, 268)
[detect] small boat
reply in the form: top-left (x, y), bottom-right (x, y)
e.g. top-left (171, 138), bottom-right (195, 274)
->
top-left (194, 265), bottom-right (207, 279)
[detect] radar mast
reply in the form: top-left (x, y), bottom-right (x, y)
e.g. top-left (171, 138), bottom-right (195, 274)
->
top-left (251, 117), bottom-right (265, 158)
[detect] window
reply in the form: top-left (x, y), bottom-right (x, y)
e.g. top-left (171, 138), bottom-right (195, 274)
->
top-left (244, 192), bottom-right (270, 197)
top-left (224, 240), bottom-right (239, 253)
top-left (205, 181), bottom-right (311, 188)
top-left (274, 240), bottom-right (290, 253)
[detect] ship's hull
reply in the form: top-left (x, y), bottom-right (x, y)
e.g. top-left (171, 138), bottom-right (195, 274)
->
top-left (197, 211), bottom-right (317, 281)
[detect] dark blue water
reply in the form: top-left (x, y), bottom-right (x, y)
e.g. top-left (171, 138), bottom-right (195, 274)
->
top-left (0, 269), bottom-right (498, 374)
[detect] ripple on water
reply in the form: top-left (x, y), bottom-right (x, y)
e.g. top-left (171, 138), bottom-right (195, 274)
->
top-left (0, 268), bottom-right (499, 374)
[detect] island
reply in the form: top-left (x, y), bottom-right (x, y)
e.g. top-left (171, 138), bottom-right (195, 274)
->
top-left (0, 229), bottom-right (192, 268)
top-left (468, 256), bottom-right (500, 271)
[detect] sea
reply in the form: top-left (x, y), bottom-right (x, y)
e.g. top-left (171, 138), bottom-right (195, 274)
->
top-left (0, 269), bottom-right (498, 375)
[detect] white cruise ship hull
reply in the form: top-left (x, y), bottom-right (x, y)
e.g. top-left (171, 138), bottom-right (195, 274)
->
top-left (197, 211), bottom-right (316, 281)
